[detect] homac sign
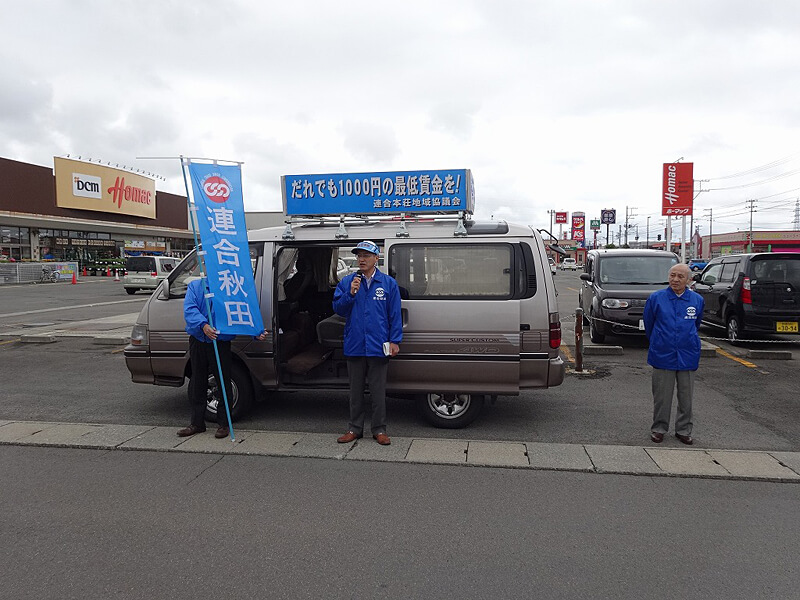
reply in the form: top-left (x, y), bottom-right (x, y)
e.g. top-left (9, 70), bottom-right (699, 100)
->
top-left (662, 162), bottom-right (694, 217)
top-left (54, 157), bottom-right (156, 219)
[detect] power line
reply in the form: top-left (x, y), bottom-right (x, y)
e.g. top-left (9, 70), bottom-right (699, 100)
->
top-left (706, 167), bottom-right (800, 191)
top-left (707, 152), bottom-right (800, 180)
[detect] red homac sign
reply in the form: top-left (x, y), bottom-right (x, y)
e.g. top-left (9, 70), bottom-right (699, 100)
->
top-left (555, 211), bottom-right (568, 224)
top-left (662, 163), bottom-right (694, 216)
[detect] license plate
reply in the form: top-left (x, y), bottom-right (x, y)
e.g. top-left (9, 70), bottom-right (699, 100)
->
top-left (132, 278), bottom-right (145, 283)
top-left (776, 321), bottom-right (798, 333)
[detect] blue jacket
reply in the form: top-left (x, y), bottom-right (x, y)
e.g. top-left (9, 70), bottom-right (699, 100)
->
top-left (643, 287), bottom-right (704, 371)
top-left (333, 268), bottom-right (403, 357)
top-left (184, 279), bottom-right (235, 343)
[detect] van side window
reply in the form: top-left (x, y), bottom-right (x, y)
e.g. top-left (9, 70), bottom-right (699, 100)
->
top-left (389, 243), bottom-right (513, 299)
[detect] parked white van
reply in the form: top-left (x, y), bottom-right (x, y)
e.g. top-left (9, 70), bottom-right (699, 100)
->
top-left (122, 256), bottom-right (179, 295)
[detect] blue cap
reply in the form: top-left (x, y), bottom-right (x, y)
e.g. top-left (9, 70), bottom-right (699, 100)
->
top-left (352, 240), bottom-right (380, 256)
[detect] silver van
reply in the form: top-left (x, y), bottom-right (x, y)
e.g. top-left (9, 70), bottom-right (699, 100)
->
top-left (123, 256), bottom-right (179, 295)
top-left (124, 218), bottom-right (565, 428)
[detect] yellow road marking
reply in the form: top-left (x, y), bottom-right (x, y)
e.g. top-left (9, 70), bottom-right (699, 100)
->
top-left (0, 338), bottom-right (21, 346)
top-left (565, 287), bottom-right (580, 292)
top-left (715, 347), bottom-right (757, 368)
top-left (111, 348), bottom-right (125, 354)
top-left (560, 343), bottom-right (574, 363)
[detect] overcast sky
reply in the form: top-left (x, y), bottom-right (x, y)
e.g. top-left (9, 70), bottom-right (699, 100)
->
top-left (4, 0), bottom-right (800, 242)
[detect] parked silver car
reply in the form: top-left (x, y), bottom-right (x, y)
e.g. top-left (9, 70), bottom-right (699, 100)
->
top-left (122, 256), bottom-right (179, 295)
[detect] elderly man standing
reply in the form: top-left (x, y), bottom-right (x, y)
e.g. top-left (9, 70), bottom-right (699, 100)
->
top-left (643, 263), bottom-right (704, 445)
top-left (333, 240), bottom-right (402, 446)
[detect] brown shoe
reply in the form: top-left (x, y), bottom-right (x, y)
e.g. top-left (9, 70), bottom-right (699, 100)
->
top-left (650, 432), bottom-right (664, 443)
top-left (675, 433), bottom-right (694, 445)
top-left (337, 431), bottom-right (361, 443)
top-left (215, 427), bottom-right (230, 439)
top-left (177, 425), bottom-right (206, 437)
top-left (373, 432), bottom-right (391, 446)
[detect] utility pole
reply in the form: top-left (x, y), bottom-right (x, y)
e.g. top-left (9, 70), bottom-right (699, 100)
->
top-left (547, 210), bottom-right (555, 236)
top-left (624, 206), bottom-right (637, 246)
top-left (646, 216), bottom-right (650, 249)
top-left (793, 199), bottom-right (800, 230)
top-left (746, 199), bottom-right (757, 253)
top-left (703, 208), bottom-right (713, 259)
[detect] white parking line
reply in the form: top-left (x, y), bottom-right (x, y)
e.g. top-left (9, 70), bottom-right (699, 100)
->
top-left (0, 298), bottom-right (146, 318)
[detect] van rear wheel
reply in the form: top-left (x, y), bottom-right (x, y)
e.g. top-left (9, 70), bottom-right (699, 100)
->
top-left (417, 393), bottom-right (484, 429)
top-left (125, 288), bottom-right (137, 295)
top-left (204, 362), bottom-right (254, 423)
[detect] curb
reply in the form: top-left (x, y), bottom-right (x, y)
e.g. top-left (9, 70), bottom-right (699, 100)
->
top-left (1, 420), bottom-right (798, 483)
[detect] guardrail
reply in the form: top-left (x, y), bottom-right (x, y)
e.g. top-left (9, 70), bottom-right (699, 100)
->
top-left (0, 262), bottom-right (79, 285)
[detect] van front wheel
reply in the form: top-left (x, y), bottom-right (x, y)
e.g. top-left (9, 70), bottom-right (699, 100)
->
top-left (204, 362), bottom-right (254, 423)
top-left (417, 393), bottom-right (484, 429)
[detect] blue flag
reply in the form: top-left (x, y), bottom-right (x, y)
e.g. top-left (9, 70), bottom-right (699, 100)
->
top-left (187, 162), bottom-right (264, 336)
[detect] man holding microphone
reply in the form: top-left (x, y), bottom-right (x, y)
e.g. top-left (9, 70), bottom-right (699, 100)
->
top-left (333, 240), bottom-right (402, 445)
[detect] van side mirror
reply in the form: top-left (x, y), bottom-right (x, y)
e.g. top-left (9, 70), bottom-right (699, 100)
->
top-left (580, 273), bottom-right (591, 282)
top-left (158, 279), bottom-right (170, 300)
top-left (692, 273), bottom-right (702, 282)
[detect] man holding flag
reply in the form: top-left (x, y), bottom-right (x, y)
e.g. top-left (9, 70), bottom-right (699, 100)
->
top-left (176, 159), bottom-right (268, 440)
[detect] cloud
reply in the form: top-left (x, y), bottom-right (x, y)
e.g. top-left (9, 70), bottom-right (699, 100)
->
top-left (341, 120), bottom-right (400, 164)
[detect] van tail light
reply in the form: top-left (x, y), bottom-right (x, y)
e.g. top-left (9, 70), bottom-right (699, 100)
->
top-left (549, 312), bottom-right (562, 349)
top-left (151, 271), bottom-right (158, 277)
top-left (741, 277), bottom-right (752, 304)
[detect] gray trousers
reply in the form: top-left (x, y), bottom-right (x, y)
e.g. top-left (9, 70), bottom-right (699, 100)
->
top-left (651, 368), bottom-right (694, 436)
top-left (346, 356), bottom-right (389, 436)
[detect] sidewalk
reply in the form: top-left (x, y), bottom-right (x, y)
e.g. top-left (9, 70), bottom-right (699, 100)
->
top-left (1, 419), bottom-right (798, 483)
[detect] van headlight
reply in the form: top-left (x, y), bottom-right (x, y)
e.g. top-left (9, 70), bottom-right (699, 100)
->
top-left (130, 324), bottom-right (149, 346)
top-left (602, 298), bottom-right (630, 309)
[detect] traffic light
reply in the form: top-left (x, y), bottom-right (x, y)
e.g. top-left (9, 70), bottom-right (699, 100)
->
top-left (657, 234), bottom-right (662, 241)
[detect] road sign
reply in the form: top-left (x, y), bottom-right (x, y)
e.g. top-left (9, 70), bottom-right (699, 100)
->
top-left (601, 209), bottom-right (616, 225)
top-left (590, 219), bottom-right (600, 230)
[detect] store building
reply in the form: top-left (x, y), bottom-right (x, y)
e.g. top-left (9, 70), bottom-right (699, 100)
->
top-left (0, 156), bottom-right (194, 264)
top-left (699, 230), bottom-right (800, 258)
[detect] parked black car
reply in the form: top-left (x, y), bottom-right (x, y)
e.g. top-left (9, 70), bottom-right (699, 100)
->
top-left (691, 252), bottom-right (800, 342)
top-left (579, 249), bottom-right (679, 343)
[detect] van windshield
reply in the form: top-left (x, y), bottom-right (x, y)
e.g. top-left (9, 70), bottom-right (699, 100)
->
top-left (168, 254), bottom-right (201, 297)
top-left (598, 256), bottom-right (678, 285)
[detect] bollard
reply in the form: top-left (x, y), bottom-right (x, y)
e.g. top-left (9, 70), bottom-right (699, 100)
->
top-left (114, 269), bottom-right (120, 281)
top-left (106, 267), bottom-right (111, 277)
top-left (82, 266), bottom-right (87, 277)
top-left (71, 271), bottom-right (77, 285)
top-left (575, 307), bottom-right (584, 373)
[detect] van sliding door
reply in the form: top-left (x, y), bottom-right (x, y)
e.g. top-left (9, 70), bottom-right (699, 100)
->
top-left (386, 241), bottom-right (520, 394)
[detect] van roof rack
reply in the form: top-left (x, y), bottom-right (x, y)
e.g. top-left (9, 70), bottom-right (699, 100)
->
top-left (280, 211), bottom-right (497, 240)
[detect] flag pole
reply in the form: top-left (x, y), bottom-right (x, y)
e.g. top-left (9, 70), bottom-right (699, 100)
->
top-left (179, 156), bottom-right (237, 442)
